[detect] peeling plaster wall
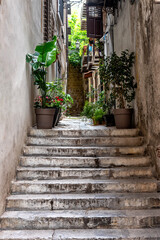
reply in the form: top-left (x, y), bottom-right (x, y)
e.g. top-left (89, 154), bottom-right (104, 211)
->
top-left (113, 0), bottom-right (160, 175)
top-left (0, 0), bottom-right (42, 214)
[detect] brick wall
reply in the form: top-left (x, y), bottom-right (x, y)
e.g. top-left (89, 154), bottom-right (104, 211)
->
top-left (67, 64), bottom-right (85, 116)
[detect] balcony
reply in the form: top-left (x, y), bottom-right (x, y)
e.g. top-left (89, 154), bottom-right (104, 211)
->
top-left (81, 43), bottom-right (100, 79)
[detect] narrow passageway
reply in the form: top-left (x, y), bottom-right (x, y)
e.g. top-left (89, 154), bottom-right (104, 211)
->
top-left (1, 0), bottom-right (160, 239)
top-left (0, 117), bottom-right (160, 239)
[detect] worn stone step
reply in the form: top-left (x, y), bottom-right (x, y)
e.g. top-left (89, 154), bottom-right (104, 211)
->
top-left (11, 179), bottom-right (157, 194)
top-left (29, 128), bottom-right (140, 138)
top-left (1, 209), bottom-right (160, 230)
top-left (20, 156), bottom-right (151, 168)
top-left (0, 230), bottom-right (53, 240)
top-left (16, 167), bottom-right (153, 180)
top-left (26, 136), bottom-right (144, 147)
top-left (6, 193), bottom-right (160, 211)
top-left (23, 145), bottom-right (146, 157)
top-left (0, 229), bottom-right (160, 240)
top-left (47, 228), bottom-right (160, 239)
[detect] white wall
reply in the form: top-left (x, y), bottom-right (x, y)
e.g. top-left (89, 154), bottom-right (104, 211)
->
top-left (0, 0), bottom-right (42, 214)
top-left (114, 1), bottom-right (133, 55)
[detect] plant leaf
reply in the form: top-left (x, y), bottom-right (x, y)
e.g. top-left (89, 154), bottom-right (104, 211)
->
top-left (35, 36), bottom-right (57, 67)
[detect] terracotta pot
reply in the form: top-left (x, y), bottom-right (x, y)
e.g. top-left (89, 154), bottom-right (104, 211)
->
top-left (93, 119), bottom-right (105, 126)
top-left (114, 109), bottom-right (133, 129)
top-left (35, 108), bottom-right (55, 129)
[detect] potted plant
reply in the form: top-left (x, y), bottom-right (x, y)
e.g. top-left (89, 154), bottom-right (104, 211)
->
top-left (81, 101), bottom-right (96, 120)
top-left (92, 108), bottom-right (105, 125)
top-left (26, 36), bottom-right (59, 129)
top-left (34, 95), bottom-right (56, 129)
top-left (46, 79), bottom-right (73, 126)
top-left (105, 50), bottom-right (136, 129)
top-left (45, 79), bottom-right (63, 127)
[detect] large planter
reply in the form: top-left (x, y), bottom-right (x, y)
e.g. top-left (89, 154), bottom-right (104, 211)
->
top-left (114, 109), bottom-right (133, 129)
top-left (35, 108), bottom-right (55, 129)
top-left (104, 114), bottom-right (115, 127)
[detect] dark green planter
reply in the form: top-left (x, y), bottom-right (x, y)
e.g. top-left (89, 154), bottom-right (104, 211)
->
top-left (104, 114), bottom-right (115, 127)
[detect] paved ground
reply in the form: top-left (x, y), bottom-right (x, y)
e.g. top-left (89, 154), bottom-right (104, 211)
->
top-left (54, 117), bottom-right (107, 130)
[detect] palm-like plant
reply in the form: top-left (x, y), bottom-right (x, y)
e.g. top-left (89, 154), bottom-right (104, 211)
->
top-left (26, 36), bottom-right (59, 108)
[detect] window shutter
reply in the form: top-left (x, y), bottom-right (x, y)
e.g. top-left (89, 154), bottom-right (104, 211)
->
top-left (43, 0), bottom-right (54, 41)
top-left (59, 0), bottom-right (64, 24)
top-left (87, 6), bottom-right (103, 39)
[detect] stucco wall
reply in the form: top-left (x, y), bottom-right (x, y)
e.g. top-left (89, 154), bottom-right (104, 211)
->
top-left (113, 0), bottom-right (160, 175)
top-left (0, 0), bottom-right (42, 214)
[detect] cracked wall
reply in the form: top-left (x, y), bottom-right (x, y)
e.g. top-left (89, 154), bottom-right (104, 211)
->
top-left (114, 0), bottom-right (160, 175)
top-left (0, 0), bottom-right (42, 214)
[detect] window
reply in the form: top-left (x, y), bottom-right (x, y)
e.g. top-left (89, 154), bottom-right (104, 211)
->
top-left (87, 6), bottom-right (103, 39)
top-left (88, 6), bottom-right (102, 18)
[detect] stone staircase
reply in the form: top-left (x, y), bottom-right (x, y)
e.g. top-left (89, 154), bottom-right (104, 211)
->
top-left (0, 119), bottom-right (160, 239)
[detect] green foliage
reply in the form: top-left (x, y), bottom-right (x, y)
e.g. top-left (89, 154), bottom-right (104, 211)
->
top-left (35, 36), bottom-right (59, 67)
top-left (68, 51), bottom-right (81, 68)
top-left (64, 94), bottom-right (74, 109)
top-left (26, 36), bottom-right (59, 108)
top-left (68, 13), bottom-right (89, 51)
top-left (100, 50), bottom-right (136, 109)
top-left (68, 12), bottom-right (89, 68)
top-left (46, 78), bottom-right (74, 111)
top-left (93, 108), bottom-right (104, 122)
top-left (46, 78), bottom-right (63, 98)
top-left (81, 101), bottom-right (96, 119)
top-left (81, 99), bottom-right (105, 123)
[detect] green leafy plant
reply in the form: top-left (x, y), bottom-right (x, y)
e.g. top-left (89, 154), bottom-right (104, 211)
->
top-left (105, 50), bottom-right (136, 108)
top-left (64, 94), bottom-right (74, 110)
top-left (92, 108), bottom-right (105, 123)
top-left (68, 51), bottom-right (81, 68)
top-left (46, 78), bottom-right (73, 111)
top-left (26, 36), bottom-right (59, 108)
top-left (81, 101), bottom-right (96, 119)
top-left (68, 12), bottom-right (89, 69)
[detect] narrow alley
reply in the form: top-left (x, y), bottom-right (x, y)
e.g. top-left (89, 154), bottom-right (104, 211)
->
top-left (1, 0), bottom-right (160, 239)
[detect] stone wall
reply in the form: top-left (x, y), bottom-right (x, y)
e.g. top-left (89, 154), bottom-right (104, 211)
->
top-left (113, 0), bottom-right (160, 175)
top-left (67, 64), bottom-right (85, 115)
top-left (0, 0), bottom-right (42, 214)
